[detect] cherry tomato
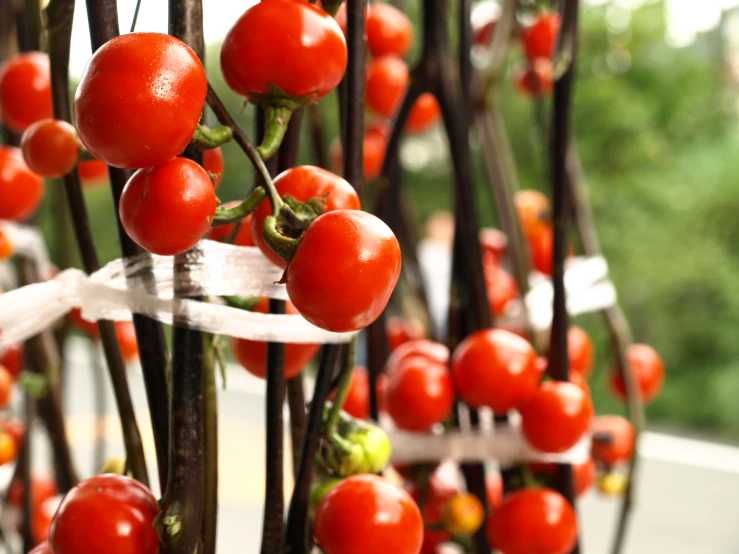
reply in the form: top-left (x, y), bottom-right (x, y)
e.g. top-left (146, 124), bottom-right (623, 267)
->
top-left (203, 147), bottom-right (225, 188)
top-left (514, 189), bottom-right (550, 239)
top-left (252, 165), bottom-right (361, 268)
top-left (521, 12), bottom-right (561, 60)
top-left (50, 474), bottom-right (160, 554)
top-left (0, 343), bottom-right (23, 378)
top-left (407, 93), bottom-right (441, 134)
top-left (366, 56), bottom-right (409, 118)
top-left (9, 473), bottom-right (58, 510)
top-left (0, 52), bottom-right (52, 133)
top-left (34, 495), bottom-right (61, 545)
top-left (520, 381), bottom-right (594, 453)
top-left (479, 227), bottom-right (507, 266)
top-left (610, 343), bottom-right (665, 403)
top-left (514, 58), bottom-right (553, 97)
top-left (487, 488), bottom-right (577, 554)
top-left (386, 339), bottom-right (450, 375)
top-left (0, 431), bottom-right (16, 465)
top-left (366, 3), bottom-right (414, 59)
top-left (386, 358), bottom-right (455, 431)
top-left (20, 119), bottom-right (80, 178)
top-left (115, 321), bottom-right (138, 363)
top-left (0, 230), bottom-right (12, 259)
top-left (332, 367), bottom-right (387, 420)
top-left (422, 495), bottom-right (452, 554)
top-left (329, 124), bottom-right (388, 181)
top-left (568, 368), bottom-right (591, 396)
top-left (386, 317), bottom-right (427, 352)
top-left (286, 210), bottom-right (401, 332)
top-left (0, 365), bottom-right (12, 409)
top-left (29, 542), bottom-right (51, 554)
top-left (486, 471), bottom-right (503, 509)
top-left (231, 298), bottom-right (320, 380)
top-left (574, 457), bottom-right (597, 497)
top-left (472, 2), bottom-right (499, 47)
top-left (74, 33), bottom-right (206, 169)
top-left (485, 263), bottom-right (518, 317)
top-left (68, 308), bottom-right (99, 339)
top-left (221, 0), bottom-right (347, 105)
top-left (208, 209), bottom-right (256, 246)
top-left (0, 146), bottom-right (45, 221)
top-left (316, 474), bottom-right (423, 554)
top-left (451, 329), bottom-right (539, 413)
top-left (568, 325), bottom-right (594, 377)
top-left (528, 224), bottom-right (553, 275)
top-left (119, 157), bottom-right (217, 255)
top-left (443, 493), bottom-right (485, 537)
top-left (0, 417), bottom-right (25, 448)
top-left (592, 415), bottom-right (635, 466)
top-left (77, 159), bottom-right (109, 185)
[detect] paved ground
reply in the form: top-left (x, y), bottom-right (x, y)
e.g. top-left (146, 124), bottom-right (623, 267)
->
top-left (8, 338), bottom-right (739, 553)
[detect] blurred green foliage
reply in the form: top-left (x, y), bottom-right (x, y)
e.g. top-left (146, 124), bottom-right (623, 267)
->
top-left (39, 2), bottom-right (739, 435)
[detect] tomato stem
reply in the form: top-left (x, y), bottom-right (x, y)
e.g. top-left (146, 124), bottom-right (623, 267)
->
top-left (221, 295), bottom-right (262, 311)
top-left (262, 215), bottom-right (301, 264)
top-left (191, 124), bottom-right (233, 149)
top-left (325, 338), bottom-right (356, 436)
top-left (257, 105), bottom-right (293, 160)
top-left (212, 187), bottom-right (267, 225)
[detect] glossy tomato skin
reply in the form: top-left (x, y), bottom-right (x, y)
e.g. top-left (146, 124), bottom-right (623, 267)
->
top-left (591, 415), bottom-right (635, 466)
top-left (9, 472), bottom-right (58, 510)
top-left (0, 52), bottom-right (52, 132)
top-left (21, 119), bottom-right (80, 178)
top-left (208, 209), bottom-right (256, 246)
top-left (610, 343), bottom-right (665, 403)
top-left (386, 358), bottom-right (455, 431)
top-left (486, 471), bottom-right (503, 509)
top-left (314, 474), bottom-right (423, 554)
top-left (520, 381), bottom-right (594, 453)
top-left (74, 33), bottom-right (206, 169)
top-left (386, 317), bottom-right (427, 352)
top-left (514, 189), bottom-right (550, 239)
top-left (484, 263), bottom-right (518, 317)
top-left (34, 495), bottom-right (61, 544)
top-left (330, 124), bottom-right (388, 181)
top-left (366, 56), bottom-right (409, 118)
top-left (529, 225), bottom-right (554, 275)
top-left (0, 146), bottom-right (44, 221)
top-left (451, 329), bottom-right (539, 413)
top-left (77, 159), bottom-right (109, 185)
top-left (0, 431), bottom-right (16, 465)
top-left (231, 298), bottom-right (319, 380)
top-left (479, 227), bottom-right (507, 265)
top-left (366, 3), bottom-right (414, 58)
top-left (334, 367), bottom-right (387, 419)
top-left (521, 12), bottom-right (561, 60)
top-left (407, 93), bottom-right (441, 134)
top-left (221, 0), bottom-right (347, 104)
top-left (0, 366), bottom-right (12, 408)
top-left (0, 418), bottom-right (26, 448)
top-left (203, 147), bottom-right (225, 188)
top-left (487, 488), bottom-right (577, 554)
top-left (50, 474), bottom-right (160, 554)
top-left (574, 457), bottom-right (597, 497)
top-left (252, 165), bottom-right (361, 268)
top-left (115, 321), bottom-right (138, 363)
top-left (119, 158), bottom-right (217, 255)
top-left (286, 210), bottom-right (401, 332)
top-left (568, 325), bottom-right (594, 377)
top-left (386, 339), bottom-right (450, 375)
top-left (0, 343), bottom-right (23, 378)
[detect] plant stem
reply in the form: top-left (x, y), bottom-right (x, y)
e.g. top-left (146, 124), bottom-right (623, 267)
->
top-left (202, 337), bottom-right (218, 554)
top-left (342, 0), bottom-right (367, 197)
top-left (20, 391), bottom-right (34, 553)
top-left (47, 0), bottom-right (150, 487)
top-left (325, 339), bottom-right (356, 435)
top-left (287, 376), bottom-right (306, 478)
top-left (213, 187), bottom-right (267, 225)
top-left (192, 124), bottom-right (234, 149)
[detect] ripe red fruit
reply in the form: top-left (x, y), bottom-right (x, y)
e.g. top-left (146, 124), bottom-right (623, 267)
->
top-left (0, 365), bottom-right (13, 408)
top-left (208, 209), bottom-right (256, 246)
top-left (486, 472), bottom-right (503, 509)
top-left (451, 329), bottom-right (539, 413)
top-left (203, 147), bottom-right (225, 188)
top-left (231, 298), bottom-right (319, 380)
top-left (77, 159), bottom-right (109, 185)
top-left (520, 381), bottom-right (594, 453)
top-left (68, 307), bottom-right (99, 338)
top-left (21, 119), bottom-right (80, 178)
top-left (314, 474), bottom-right (423, 554)
top-left (9, 472), bottom-right (58, 510)
top-left (366, 3), bottom-right (414, 58)
top-left (568, 325), bottom-right (594, 377)
top-left (514, 58), bottom-right (554, 97)
top-left (119, 157), bottom-right (217, 255)
top-left (29, 542), bottom-right (51, 554)
top-left (386, 358), bottom-right (455, 431)
top-left (479, 227), bottom-right (507, 265)
top-left (366, 56), bottom-right (409, 118)
top-left (528, 225), bottom-right (554, 275)
top-left (521, 12), bottom-right (561, 60)
top-left (0, 146), bottom-right (45, 221)
top-left (330, 124), bottom-right (388, 181)
top-left (0, 431), bottom-right (17, 465)
top-left (487, 488), bottom-right (577, 554)
top-left (514, 189), bottom-right (551, 238)
top-left (386, 317), bottom-right (427, 351)
top-left (422, 495), bottom-right (452, 553)
top-left (407, 93), bottom-right (441, 134)
top-left (0, 343), bottom-right (24, 378)
top-left (386, 339), bottom-right (450, 375)
top-left (0, 52), bottom-right (52, 132)
top-left (591, 415), bottom-right (635, 466)
top-left (286, 210), bottom-right (401, 332)
top-left (484, 263), bottom-right (518, 317)
top-left (50, 474), bottom-right (160, 554)
top-left (34, 495), bottom-right (61, 545)
top-left (0, 417), bottom-right (25, 448)
top-left (74, 33), bottom-right (206, 169)
top-left (610, 343), bottom-right (665, 403)
top-left (115, 321), bottom-right (138, 363)
top-left (221, 0), bottom-right (347, 105)
top-left (574, 457), bottom-right (597, 497)
top-left (332, 367), bottom-right (388, 419)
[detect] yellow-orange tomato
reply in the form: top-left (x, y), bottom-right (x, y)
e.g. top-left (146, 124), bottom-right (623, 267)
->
top-left (0, 431), bottom-right (17, 465)
top-left (0, 230), bottom-right (13, 260)
top-left (514, 189), bottom-right (551, 239)
top-left (0, 365), bottom-right (13, 408)
top-left (443, 493), bottom-right (485, 537)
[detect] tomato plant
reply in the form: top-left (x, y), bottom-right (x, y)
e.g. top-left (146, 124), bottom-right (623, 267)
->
top-left (0, 417), bottom-right (26, 448)
top-left (514, 189), bottom-right (551, 239)
top-left (366, 3), bottom-right (414, 58)
top-left (386, 339), bottom-right (450, 375)
top-left (366, 56), bottom-right (409, 118)
top-left (486, 471), bottom-right (503, 509)
top-left (330, 124), bottom-right (389, 181)
top-left (115, 321), bottom-right (139, 363)
top-left (0, 52), bottom-right (52, 133)
top-left (208, 209), bottom-right (256, 246)
top-left (119, 157), bottom-right (217, 255)
top-left (407, 93), bottom-right (441, 134)
top-left (479, 227), bottom-right (507, 265)
top-left (68, 307), bottom-right (99, 338)
top-left (568, 325), bottom-right (594, 377)
top-left (0, 230), bottom-right (12, 259)
top-left (34, 495), bottom-right (61, 545)
top-left (203, 146), bottom-right (225, 188)
top-left (521, 12), bottom-right (561, 60)
top-left (331, 367), bottom-right (387, 419)
top-left (77, 159), bottom-right (109, 185)
top-left (574, 457), bottom-right (597, 497)
top-left (592, 415), bottom-right (635, 466)
top-left (0, 365), bottom-right (12, 409)
top-left (0, 146), bottom-right (45, 221)
top-left (386, 317), bottom-right (427, 352)
top-left (0, 431), bottom-right (16, 465)
top-left (484, 262), bottom-right (519, 317)
top-left (514, 58), bottom-right (554, 97)
top-left (0, 343), bottom-right (23, 378)
top-left (73, 33), bottom-right (207, 169)
top-left (610, 343), bottom-right (665, 403)
top-left (28, 542), bottom-right (51, 554)
top-left (9, 472), bottom-right (58, 510)
top-left (20, 119), bottom-right (80, 178)
top-left (443, 493), bottom-right (485, 537)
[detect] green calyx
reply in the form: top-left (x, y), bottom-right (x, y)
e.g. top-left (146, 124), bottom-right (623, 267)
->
top-left (212, 187), bottom-right (268, 226)
top-left (261, 194), bottom-right (328, 264)
top-left (257, 106), bottom-right (294, 160)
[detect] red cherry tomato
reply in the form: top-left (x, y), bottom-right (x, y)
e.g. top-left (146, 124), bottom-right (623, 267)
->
top-left (252, 165), bottom-right (361, 269)
top-left (50, 474), bottom-right (160, 554)
top-left (568, 325), bottom-right (594, 377)
top-left (407, 93), bottom-right (441, 134)
top-left (574, 457), bottom-right (597, 497)
top-left (0, 230), bottom-right (12, 259)
top-left (119, 157), bottom-right (217, 255)
top-left (286, 210), bottom-right (401, 332)
top-left (386, 339), bottom-right (450, 375)
top-left (329, 124), bottom-right (388, 181)
top-left (610, 343), bottom-right (665, 403)
top-left (521, 12), bottom-right (561, 60)
top-left (479, 227), bottom-right (507, 266)
top-left (366, 3), bottom-right (414, 59)
top-left (315, 474), bottom-right (423, 554)
top-left (68, 308), bottom-right (99, 339)
top-left (77, 159), bottom-right (109, 185)
top-left (34, 495), bottom-right (62, 545)
top-left (231, 298), bottom-right (319, 380)
top-left (73, 33), bottom-right (206, 169)
top-left (9, 472), bottom-right (58, 510)
top-left (386, 358), bottom-right (455, 431)
top-left (20, 119), bottom-right (80, 178)
top-left (386, 317), bottom-right (427, 352)
top-left (451, 329), bottom-right (539, 413)
top-left (591, 415), bottom-right (635, 466)
top-left (115, 321), bottom-right (138, 363)
top-left (29, 542), bottom-right (51, 554)
top-left (0, 52), bottom-right (52, 133)
top-left (514, 58), bottom-right (554, 97)
top-left (0, 431), bottom-right (17, 465)
top-left (520, 381), bottom-right (594, 453)
top-left (0, 365), bottom-right (12, 409)
top-left (332, 367), bottom-right (388, 420)
top-left (514, 189), bottom-right (551, 239)
top-left (568, 368), bottom-right (591, 396)
top-left (486, 471), bottom-right (503, 509)
top-left (203, 147), bottom-right (225, 188)
top-left (208, 209), bottom-right (256, 246)
top-left (487, 488), bottom-right (577, 554)
top-left (422, 495), bottom-right (452, 554)
top-left (221, 0), bottom-right (347, 105)
top-left (0, 417), bottom-right (26, 448)
top-left (366, 56), bottom-right (409, 118)
top-left (0, 146), bottom-right (45, 221)
top-left (485, 263), bottom-right (518, 317)
top-left (0, 343), bottom-right (23, 378)
top-left (472, 2), bottom-right (499, 47)
top-left (528, 225), bottom-right (553, 275)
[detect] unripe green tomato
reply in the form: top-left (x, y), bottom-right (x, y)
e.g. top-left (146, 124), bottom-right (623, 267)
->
top-left (325, 436), bottom-right (365, 476)
top-left (310, 476), bottom-right (342, 516)
top-left (346, 422), bottom-right (392, 474)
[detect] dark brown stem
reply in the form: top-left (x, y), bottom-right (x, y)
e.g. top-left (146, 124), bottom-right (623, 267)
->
top-left (342, 0), bottom-right (367, 196)
top-left (287, 377), bottom-right (306, 478)
top-left (20, 392), bottom-right (34, 553)
top-left (202, 338), bottom-right (218, 554)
